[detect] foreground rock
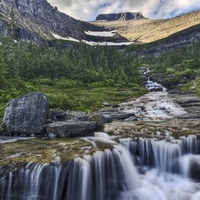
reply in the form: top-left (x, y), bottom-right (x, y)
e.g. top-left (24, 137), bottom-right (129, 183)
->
top-left (1, 92), bottom-right (112, 138)
top-left (45, 121), bottom-right (98, 138)
top-left (1, 92), bottom-right (49, 136)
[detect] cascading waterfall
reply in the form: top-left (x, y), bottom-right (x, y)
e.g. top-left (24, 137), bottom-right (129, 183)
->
top-left (1, 134), bottom-right (200, 200)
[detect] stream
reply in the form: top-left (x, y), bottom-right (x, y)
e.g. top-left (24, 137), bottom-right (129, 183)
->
top-left (1, 80), bottom-right (200, 200)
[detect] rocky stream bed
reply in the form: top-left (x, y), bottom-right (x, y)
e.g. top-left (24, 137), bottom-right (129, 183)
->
top-left (0, 87), bottom-right (200, 166)
top-left (1, 86), bottom-right (200, 200)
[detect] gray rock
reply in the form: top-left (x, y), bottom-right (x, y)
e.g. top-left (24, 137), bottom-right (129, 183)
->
top-left (89, 114), bottom-right (112, 127)
top-left (111, 113), bottom-right (134, 120)
top-left (103, 114), bottom-right (113, 123)
top-left (67, 111), bottom-right (89, 121)
top-left (48, 133), bottom-right (56, 139)
top-left (96, 12), bottom-right (144, 21)
top-left (2, 92), bottom-right (49, 136)
top-left (51, 109), bottom-right (68, 121)
top-left (45, 121), bottom-right (97, 138)
top-left (0, 0), bottom-right (90, 43)
top-left (124, 116), bottom-right (136, 121)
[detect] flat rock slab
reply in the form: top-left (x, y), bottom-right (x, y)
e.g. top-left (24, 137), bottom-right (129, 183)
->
top-left (45, 121), bottom-right (98, 138)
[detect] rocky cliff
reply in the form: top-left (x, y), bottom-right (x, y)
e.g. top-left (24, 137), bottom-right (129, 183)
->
top-left (96, 12), bottom-right (144, 21)
top-left (0, 0), bottom-right (95, 42)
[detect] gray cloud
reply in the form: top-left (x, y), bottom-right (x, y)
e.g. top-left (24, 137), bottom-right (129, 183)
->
top-left (47, 0), bottom-right (200, 21)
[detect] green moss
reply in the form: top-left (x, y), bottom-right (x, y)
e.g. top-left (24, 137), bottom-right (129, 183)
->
top-left (0, 136), bottom-right (117, 166)
top-left (0, 138), bottom-right (83, 166)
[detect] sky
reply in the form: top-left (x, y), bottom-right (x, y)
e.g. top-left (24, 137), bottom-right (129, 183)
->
top-left (47, 0), bottom-right (200, 21)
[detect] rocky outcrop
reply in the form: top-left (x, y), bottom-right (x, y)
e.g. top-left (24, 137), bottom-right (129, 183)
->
top-left (45, 121), bottom-right (97, 138)
top-left (0, 18), bottom-right (44, 43)
top-left (1, 92), bottom-right (49, 136)
top-left (96, 12), bottom-right (144, 21)
top-left (1, 93), bottom-right (112, 138)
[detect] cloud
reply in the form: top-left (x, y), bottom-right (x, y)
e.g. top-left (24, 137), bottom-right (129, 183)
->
top-left (47, 0), bottom-right (200, 21)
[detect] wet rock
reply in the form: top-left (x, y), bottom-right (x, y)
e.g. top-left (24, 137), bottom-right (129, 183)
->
top-left (185, 156), bottom-right (200, 181)
top-left (111, 113), bottom-right (134, 120)
top-left (124, 116), bottom-right (136, 121)
top-left (1, 92), bottom-right (49, 136)
top-left (45, 121), bottom-right (98, 138)
top-left (103, 114), bottom-right (113, 123)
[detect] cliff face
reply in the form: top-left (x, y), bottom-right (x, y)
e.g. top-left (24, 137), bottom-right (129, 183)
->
top-left (96, 12), bottom-right (144, 21)
top-left (0, 0), bottom-right (94, 42)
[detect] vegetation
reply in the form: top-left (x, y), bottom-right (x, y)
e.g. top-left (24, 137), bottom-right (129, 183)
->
top-left (126, 42), bottom-right (200, 88)
top-left (1, 30), bottom-right (200, 124)
top-left (0, 37), bottom-right (146, 123)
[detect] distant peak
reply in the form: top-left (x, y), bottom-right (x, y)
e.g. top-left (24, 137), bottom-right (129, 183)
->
top-left (95, 12), bottom-right (145, 21)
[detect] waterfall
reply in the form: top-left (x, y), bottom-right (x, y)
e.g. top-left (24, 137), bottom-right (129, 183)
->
top-left (1, 135), bottom-right (200, 200)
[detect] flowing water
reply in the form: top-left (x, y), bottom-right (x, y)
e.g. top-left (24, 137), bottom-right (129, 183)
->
top-left (1, 134), bottom-right (200, 200)
top-left (1, 80), bottom-right (200, 200)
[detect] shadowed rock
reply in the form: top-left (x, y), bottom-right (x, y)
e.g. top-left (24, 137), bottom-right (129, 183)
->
top-left (45, 121), bottom-right (98, 138)
top-left (1, 92), bottom-right (49, 136)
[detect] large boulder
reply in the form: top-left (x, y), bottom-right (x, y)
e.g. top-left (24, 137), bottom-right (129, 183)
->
top-left (45, 121), bottom-right (98, 138)
top-left (1, 92), bottom-right (49, 136)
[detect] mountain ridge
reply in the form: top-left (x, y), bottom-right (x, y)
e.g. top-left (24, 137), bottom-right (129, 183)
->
top-left (95, 12), bottom-right (145, 21)
top-left (0, 0), bottom-right (199, 50)
top-left (91, 9), bottom-right (200, 43)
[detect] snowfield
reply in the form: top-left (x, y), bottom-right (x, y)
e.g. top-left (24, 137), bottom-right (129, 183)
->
top-left (51, 32), bottom-right (133, 46)
top-left (51, 32), bottom-right (79, 43)
top-left (84, 30), bottom-right (116, 37)
top-left (82, 40), bottom-right (134, 46)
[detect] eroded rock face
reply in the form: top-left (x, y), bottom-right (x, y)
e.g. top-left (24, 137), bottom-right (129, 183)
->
top-left (0, 0), bottom-right (92, 41)
top-left (2, 92), bottom-right (49, 136)
top-left (96, 12), bottom-right (144, 21)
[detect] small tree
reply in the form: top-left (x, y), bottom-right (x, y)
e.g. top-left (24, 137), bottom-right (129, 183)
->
top-left (9, 9), bottom-right (17, 39)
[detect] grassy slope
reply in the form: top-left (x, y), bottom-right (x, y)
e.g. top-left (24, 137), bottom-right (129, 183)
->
top-left (0, 85), bottom-right (147, 125)
top-left (91, 10), bottom-right (200, 43)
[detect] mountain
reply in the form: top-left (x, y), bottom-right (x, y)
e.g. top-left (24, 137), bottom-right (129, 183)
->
top-left (0, 0), bottom-right (128, 44)
top-left (0, 0), bottom-right (93, 43)
top-left (91, 10), bottom-right (200, 43)
top-left (0, 0), bottom-right (200, 49)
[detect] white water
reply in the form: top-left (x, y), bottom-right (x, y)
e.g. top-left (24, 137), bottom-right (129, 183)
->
top-left (1, 134), bottom-right (200, 200)
top-left (1, 81), bottom-right (200, 200)
top-left (119, 91), bottom-right (186, 121)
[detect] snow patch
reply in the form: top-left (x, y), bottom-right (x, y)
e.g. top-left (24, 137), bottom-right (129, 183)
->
top-left (51, 32), bottom-right (133, 46)
top-left (84, 30), bottom-right (116, 37)
top-left (82, 40), bottom-right (133, 46)
top-left (51, 32), bottom-right (79, 43)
